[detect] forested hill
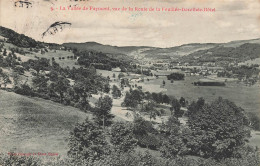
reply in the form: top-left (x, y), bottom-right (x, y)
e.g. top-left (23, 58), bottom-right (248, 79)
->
top-left (63, 42), bottom-right (154, 55)
top-left (179, 43), bottom-right (260, 65)
top-left (0, 26), bottom-right (43, 48)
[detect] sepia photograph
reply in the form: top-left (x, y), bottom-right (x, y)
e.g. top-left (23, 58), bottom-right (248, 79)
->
top-left (0, 0), bottom-right (260, 165)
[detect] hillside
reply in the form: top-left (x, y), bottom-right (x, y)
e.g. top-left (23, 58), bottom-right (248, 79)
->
top-left (0, 26), bottom-right (42, 48)
top-left (63, 42), bottom-right (153, 55)
top-left (63, 38), bottom-right (260, 62)
top-left (141, 43), bottom-right (218, 59)
top-left (179, 42), bottom-right (260, 65)
top-left (1, 26), bottom-right (260, 63)
top-left (0, 90), bottom-right (89, 157)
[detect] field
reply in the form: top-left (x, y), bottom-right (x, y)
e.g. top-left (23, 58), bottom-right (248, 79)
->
top-left (2, 42), bottom-right (80, 69)
top-left (0, 90), bottom-right (89, 158)
top-left (144, 76), bottom-right (260, 116)
top-left (142, 75), bottom-right (260, 148)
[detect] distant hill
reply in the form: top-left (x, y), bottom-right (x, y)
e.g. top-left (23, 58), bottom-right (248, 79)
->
top-left (141, 43), bottom-right (218, 59)
top-left (62, 42), bottom-right (153, 56)
top-left (63, 38), bottom-right (260, 62)
top-left (1, 26), bottom-right (259, 63)
top-left (221, 38), bottom-right (260, 48)
top-left (179, 42), bottom-right (260, 65)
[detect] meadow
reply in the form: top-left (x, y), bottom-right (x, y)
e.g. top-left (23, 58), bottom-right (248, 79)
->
top-left (0, 90), bottom-right (89, 158)
top-left (146, 75), bottom-right (260, 116)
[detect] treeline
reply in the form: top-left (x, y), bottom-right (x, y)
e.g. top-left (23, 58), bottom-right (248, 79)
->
top-left (76, 50), bottom-right (131, 71)
top-left (219, 65), bottom-right (260, 79)
top-left (167, 72), bottom-right (185, 80)
top-left (0, 51), bottom-right (110, 111)
top-left (22, 58), bottom-right (109, 111)
top-left (123, 89), bottom-right (171, 107)
top-left (193, 81), bottom-right (225, 86)
top-left (122, 88), bottom-right (187, 119)
top-left (0, 26), bottom-right (43, 48)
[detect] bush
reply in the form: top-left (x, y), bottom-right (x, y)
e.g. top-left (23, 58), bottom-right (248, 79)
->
top-left (68, 118), bottom-right (110, 163)
top-left (248, 112), bottom-right (260, 131)
top-left (14, 84), bottom-right (35, 96)
top-left (167, 73), bottom-right (184, 80)
top-left (111, 122), bottom-right (137, 152)
top-left (0, 154), bottom-right (42, 166)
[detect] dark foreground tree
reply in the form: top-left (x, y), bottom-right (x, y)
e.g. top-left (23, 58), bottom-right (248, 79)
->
top-left (112, 85), bottom-right (121, 98)
top-left (93, 95), bottom-right (114, 128)
top-left (187, 97), bottom-right (250, 159)
top-left (160, 115), bottom-right (185, 158)
top-left (51, 76), bottom-right (70, 103)
top-left (248, 112), bottom-right (260, 131)
top-left (110, 122), bottom-right (137, 152)
top-left (68, 118), bottom-right (110, 164)
top-left (170, 97), bottom-right (183, 117)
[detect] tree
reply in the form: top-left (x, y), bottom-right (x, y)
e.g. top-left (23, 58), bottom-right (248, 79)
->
top-left (0, 72), bottom-right (11, 88)
top-left (179, 97), bottom-right (186, 107)
top-left (123, 90), bottom-right (143, 109)
top-left (162, 94), bottom-right (170, 104)
top-left (112, 85), bottom-right (121, 98)
top-left (12, 72), bottom-right (21, 87)
top-left (32, 74), bottom-right (48, 93)
top-left (170, 98), bottom-right (182, 117)
top-left (248, 112), bottom-right (260, 131)
top-left (143, 100), bottom-right (161, 121)
top-left (160, 115), bottom-right (180, 135)
top-left (167, 73), bottom-right (184, 80)
top-left (52, 76), bottom-right (70, 103)
top-left (118, 73), bottom-right (125, 79)
top-left (186, 97), bottom-right (205, 117)
top-left (29, 58), bottom-right (50, 75)
top-left (133, 117), bottom-right (160, 149)
top-left (187, 97), bottom-right (251, 159)
top-left (162, 80), bottom-right (166, 86)
top-left (160, 128), bottom-right (184, 158)
top-left (112, 73), bottom-right (116, 78)
top-left (103, 83), bottom-right (110, 93)
top-left (3, 48), bottom-right (7, 56)
top-left (197, 97), bottom-right (205, 107)
top-left (93, 95), bottom-right (114, 129)
top-left (68, 118), bottom-right (109, 163)
top-left (111, 122), bottom-right (137, 152)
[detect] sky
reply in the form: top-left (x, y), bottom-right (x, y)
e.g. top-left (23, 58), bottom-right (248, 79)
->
top-left (0, 0), bottom-right (260, 47)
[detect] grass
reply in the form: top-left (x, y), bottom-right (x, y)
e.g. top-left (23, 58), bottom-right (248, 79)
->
top-left (0, 90), bottom-right (89, 158)
top-left (146, 75), bottom-right (260, 116)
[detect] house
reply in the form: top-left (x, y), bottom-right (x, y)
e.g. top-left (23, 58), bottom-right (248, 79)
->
top-left (112, 67), bottom-right (121, 72)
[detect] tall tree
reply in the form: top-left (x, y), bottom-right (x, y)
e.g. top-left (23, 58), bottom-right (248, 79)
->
top-left (187, 97), bottom-right (250, 159)
top-left (112, 85), bottom-right (121, 98)
top-left (68, 118), bottom-right (109, 163)
top-left (0, 72), bottom-right (11, 88)
top-left (3, 48), bottom-right (7, 56)
top-left (94, 95), bottom-right (114, 129)
top-left (143, 100), bottom-right (160, 121)
top-left (111, 122), bottom-right (137, 152)
top-left (170, 97), bottom-right (182, 117)
top-left (52, 76), bottom-right (70, 103)
top-left (179, 97), bottom-right (186, 107)
top-left (32, 74), bottom-right (48, 93)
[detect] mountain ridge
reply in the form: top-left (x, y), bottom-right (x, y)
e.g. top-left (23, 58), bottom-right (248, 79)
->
top-left (1, 26), bottom-right (260, 61)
